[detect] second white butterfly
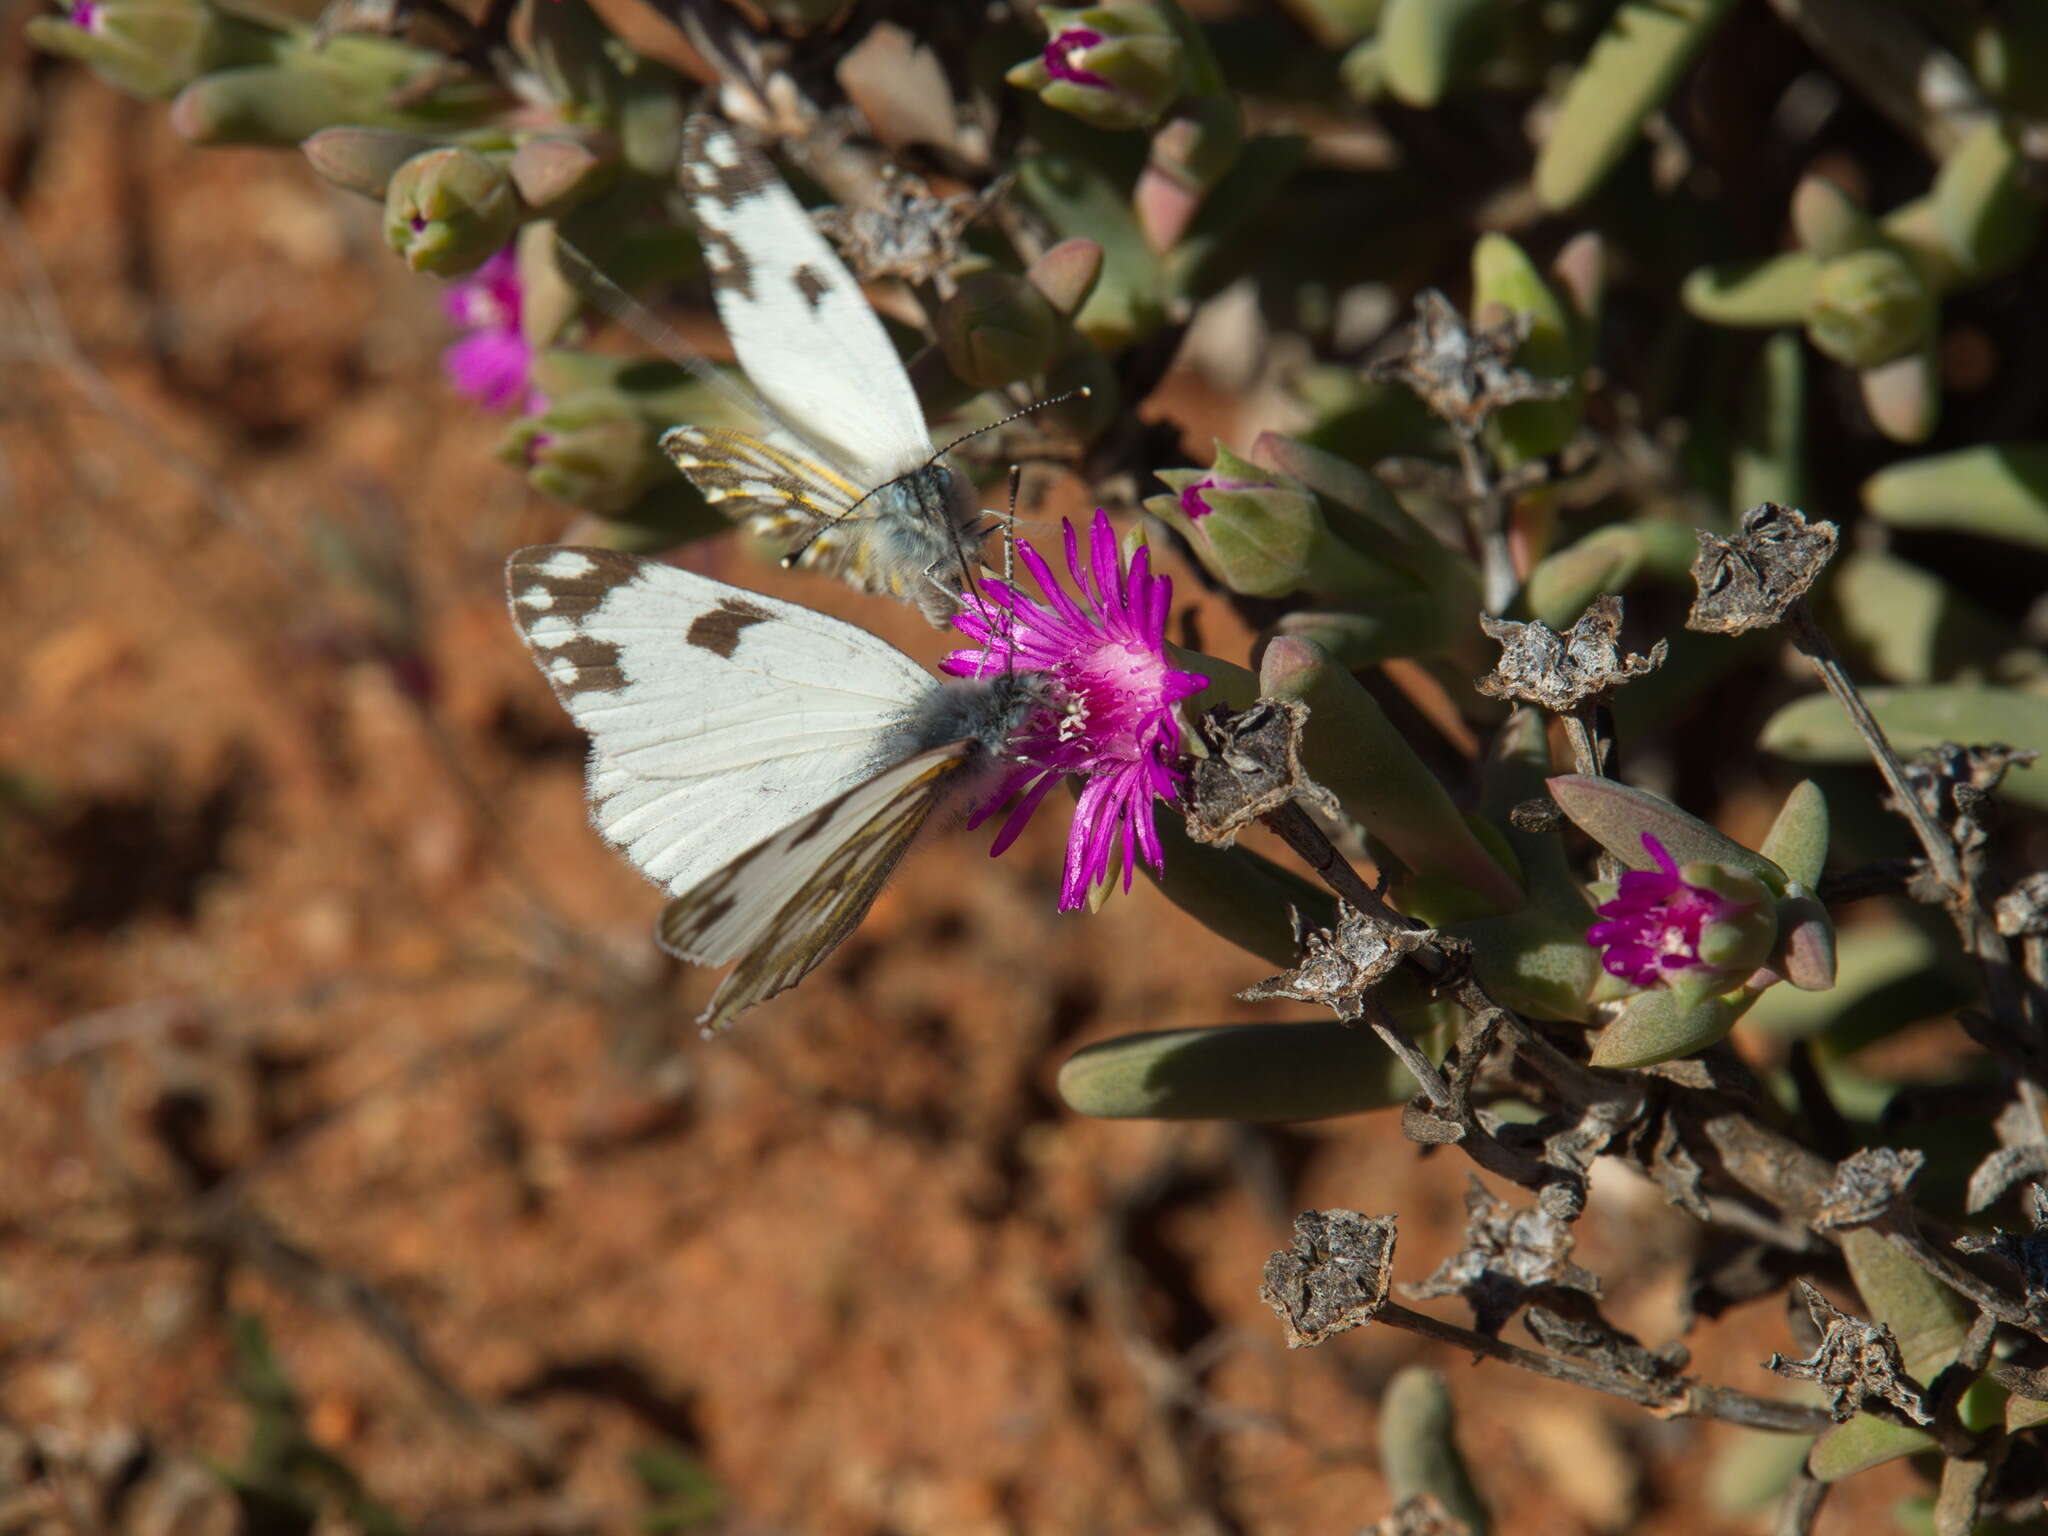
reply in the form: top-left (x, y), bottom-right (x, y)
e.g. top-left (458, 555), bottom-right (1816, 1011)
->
top-left (663, 115), bottom-right (986, 623)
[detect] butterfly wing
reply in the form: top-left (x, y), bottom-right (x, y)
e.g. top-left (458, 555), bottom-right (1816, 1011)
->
top-left (505, 545), bottom-right (935, 898)
top-left (659, 423), bottom-right (863, 534)
top-left (680, 114), bottom-right (933, 488)
top-left (656, 742), bottom-right (974, 1029)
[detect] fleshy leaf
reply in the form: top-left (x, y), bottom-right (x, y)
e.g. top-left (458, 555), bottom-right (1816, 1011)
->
top-left (1863, 442), bottom-right (2048, 552)
top-left (1682, 252), bottom-right (1819, 327)
top-left (1534, 0), bottom-right (1739, 211)
top-left (1547, 775), bottom-right (1787, 892)
top-left (1381, 1368), bottom-right (1492, 1535)
top-left (1588, 986), bottom-right (1750, 1069)
top-left (1934, 120), bottom-right (2041, 280)
top-left (1759, 688), bottom-right (2048, 810)
top-left (1263, 636), bottom-right (1522, 914)
top-left (1057, 1022), bottom-right (1416, 1121)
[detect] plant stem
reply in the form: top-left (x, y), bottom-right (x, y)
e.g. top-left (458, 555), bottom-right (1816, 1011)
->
top-left (1775, 1472), bottom-right (1828, 1536)
top-left (1375, 1302), bottom-right (1832, 1432)
top-left (1785, 605), bottom-right (1957, 887)
top-left (1455, 427), bottom-right (1519, 615)
top-left (1786, 603), bottom-right (2034, 1055)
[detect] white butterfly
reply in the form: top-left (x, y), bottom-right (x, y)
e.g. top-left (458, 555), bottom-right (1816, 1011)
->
top-left (505, 545), bottom-right (1034, 1029)
top-left (663, 114), bottom-right (985, 623)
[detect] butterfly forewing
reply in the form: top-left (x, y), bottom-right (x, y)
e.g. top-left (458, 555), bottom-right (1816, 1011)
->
top-left (505, 545), bottom-right (935, 897)
top-left (659, 743), bottom-right (975, 1029)
top-left (680, 115), bottom-right (933, 489)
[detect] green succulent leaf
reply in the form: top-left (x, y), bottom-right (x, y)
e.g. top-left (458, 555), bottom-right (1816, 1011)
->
top-left (1934, 120), bottom-right (2041, 280)
top-left (1534, 0), bottom-right (1739, 211)
top-left (1588, 986), bottom-right (1751, 1069)
top-left (1014, 154), bottom-right (1166, 349)
top-left (1864, 443), bottom-right (2048, 552)
top-left (1759, 688), bottom-right (2048, 809)
top-left (1471, 232), bottom-right (1582, 463)
top-left (1732, 332), bottom-right (1807, 514)
top-left (1057, 1022), bottom-right (1416, 1120)
top-left (1381, 1368), bottom-right (1491, 1535)
top-left (1547, 775), bottom-right (1788, 892)
top-left (1682, 252), bottom-right (1819, 328)
top-left (1379, 0), bottom-right (1497, 107)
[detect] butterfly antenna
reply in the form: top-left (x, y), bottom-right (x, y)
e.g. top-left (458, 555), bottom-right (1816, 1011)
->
top-left (930, 386), bottom-right (1091, 463)
top-left (894, 386), bottom-right (1091, 611)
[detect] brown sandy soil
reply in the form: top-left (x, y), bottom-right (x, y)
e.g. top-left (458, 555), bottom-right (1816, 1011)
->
top-left (0, 73), bottom-right (1921, 1536)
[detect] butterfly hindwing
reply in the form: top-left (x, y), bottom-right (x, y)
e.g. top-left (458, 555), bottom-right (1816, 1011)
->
top-left (658, 742), bottom-right (975, 1029)
top-left (659, 424), bottom-right (864, 530)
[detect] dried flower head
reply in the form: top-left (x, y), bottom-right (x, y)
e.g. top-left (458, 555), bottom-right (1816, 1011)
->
top-left (944, 510), bottom-right (1207, 910)
top-left (442, 247), bottom-right (540, 413)
top-left (1587, 833), bottom-right (1771, 991)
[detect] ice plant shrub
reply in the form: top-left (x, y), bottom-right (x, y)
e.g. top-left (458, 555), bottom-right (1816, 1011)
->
top-left (1587, 833), bottom-right (1775, 996)
top-left (442, 247), bottom-right (540, 413)
top-left (944, 510), bottom-right (1207, 910)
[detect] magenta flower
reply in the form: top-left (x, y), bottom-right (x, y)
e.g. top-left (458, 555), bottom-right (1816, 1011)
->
top-left (442, 246), bottom-right (540, 412)
top-left (1043, 26), bottom-right (1110, 87)
top-left (1587, 833), bottom-right (1758, 990)
top-left (66, 0), bottom-right (99, 27)
top-left (944, 509), bottom-right (1208, 911)
top-left (1179, 470), bottom-right (1278, 521)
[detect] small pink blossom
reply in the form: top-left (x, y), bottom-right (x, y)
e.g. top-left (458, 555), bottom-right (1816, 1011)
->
top-left (1587, 833), bottom-right (1748, 990)
top-left (442, 246), bottom-right (541, 412)
top-left (945, 510), bottom-right (1207, 910)
top-left (1043, 25), bottom-right (1110, 87)
top-left (67, 0), bottom-right (99, 28)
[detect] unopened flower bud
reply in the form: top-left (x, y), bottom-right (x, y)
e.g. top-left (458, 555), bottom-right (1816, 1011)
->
top-left (504, 395), bottom-right (663, 515)
top-left (26, 0), bottom-right (259, 100)
top-left (936, 270), bottom-right (1061, 389)
top-left (385, 146), bottom-right (521, 275)
top-left (1007, 4), bottom-right (1184, 132)
top-left (1805, 247), bottom-right (1934, 370)
top-left (1149, 445), bottom-right (1387, 600)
